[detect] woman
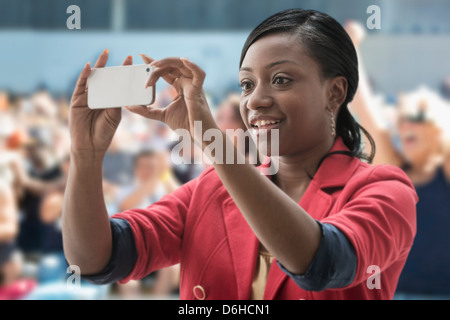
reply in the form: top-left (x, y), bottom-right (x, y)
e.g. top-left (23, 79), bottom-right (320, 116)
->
top-left (62, 9), bottom-right (417, 300)
top-left (346, 21), bottom-right (450, 298)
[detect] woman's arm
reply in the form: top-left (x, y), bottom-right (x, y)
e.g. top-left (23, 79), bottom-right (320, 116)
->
top-left (62, 153), bottom-right (112, 275)
top-left (211, 136), bottom-right (321, 275)
top-left (62, 51), bottom-right (132, 275)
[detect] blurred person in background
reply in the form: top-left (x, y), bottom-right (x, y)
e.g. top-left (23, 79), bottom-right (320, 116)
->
top-left (103, 126), bottom-right (135, 188)
top-left (4, 91), bottom-right (111, 299)
top-left (346, 21), bottom-right (450, 299)
top-left (0, 91), bottom-right (9, 111)
top-left (0, 112), bottom-right (36, 299)
top-left (15, 126), bottom-right (65, 257)
top-left (0, 173), bottom-right (34, 300)
top-left (23, 154), bottom-right (110, 300)
top-left (215, 93), bottom-right (245, 133)
top-left (117, 149), bottom-right (179, 211)
top-left (115, 149), bottom-right (180, 299)
top-left (5, 89), bottom-right (71, 258)
top-left (215, 92), bottom-right (259, 165)
top-left (441, 76), bottom-right (450, 101)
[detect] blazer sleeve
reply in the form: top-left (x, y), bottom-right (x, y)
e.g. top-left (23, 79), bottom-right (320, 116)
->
top-left (111, 178), bottom-right (197, 284)
top-left (320, 165), bottom-right (418, 288)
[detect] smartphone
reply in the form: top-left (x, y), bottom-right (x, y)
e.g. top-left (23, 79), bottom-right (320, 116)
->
top-left (87, 64), bottom-right (155, 109)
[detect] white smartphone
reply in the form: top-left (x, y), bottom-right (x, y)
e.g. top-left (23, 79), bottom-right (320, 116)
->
top-left (87, 64), bottom-right (155, 109)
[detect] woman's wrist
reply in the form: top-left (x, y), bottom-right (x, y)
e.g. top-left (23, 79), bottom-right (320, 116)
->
top-left (69, 149), bottom-right (105, 173)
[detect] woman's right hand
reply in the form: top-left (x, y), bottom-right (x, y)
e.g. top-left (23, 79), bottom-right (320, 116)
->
top-left (69, 50), bottom-right (132, 158)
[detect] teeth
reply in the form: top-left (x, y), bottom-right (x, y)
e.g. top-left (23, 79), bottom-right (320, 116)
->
top-left (254, 119), bottom-right (281, 127)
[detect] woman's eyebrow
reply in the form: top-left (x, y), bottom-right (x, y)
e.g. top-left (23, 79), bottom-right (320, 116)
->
top-left (239, 60), bottom-right (299, 72)
top-left (266, 60), bottom-right (299, 69)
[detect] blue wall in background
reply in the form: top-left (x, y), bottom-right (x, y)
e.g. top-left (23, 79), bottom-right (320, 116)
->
top-left (1, 31), bottom-right (449, 102)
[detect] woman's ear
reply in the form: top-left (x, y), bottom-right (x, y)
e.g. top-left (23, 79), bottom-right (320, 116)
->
top-left (327, 76), bottom-right (348, 114)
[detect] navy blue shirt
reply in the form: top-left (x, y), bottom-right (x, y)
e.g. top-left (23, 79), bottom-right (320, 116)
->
top-left (396, 167), bottom-right (450, 295)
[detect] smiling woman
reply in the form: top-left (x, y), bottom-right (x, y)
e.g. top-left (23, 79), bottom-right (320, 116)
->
top-left (62, 8), bottom-right (417, 300)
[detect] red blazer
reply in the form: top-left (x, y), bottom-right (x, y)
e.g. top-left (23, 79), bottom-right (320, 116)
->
top-left (113, 137), bottom-right (417, 300)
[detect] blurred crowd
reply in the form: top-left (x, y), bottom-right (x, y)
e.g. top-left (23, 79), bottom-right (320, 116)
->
top-left (0, 75), bottom-right (247, 299)
top-left (346, 21), bottom-right (450, 300)
top-left (1, 21), bottom-right (450, 300)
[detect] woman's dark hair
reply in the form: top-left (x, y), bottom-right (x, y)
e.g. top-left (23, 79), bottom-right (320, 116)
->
top-left (240, 8), bottom-right (375, 164)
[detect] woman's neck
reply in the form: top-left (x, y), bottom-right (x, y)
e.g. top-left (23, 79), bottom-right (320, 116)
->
top-left (272, 139), bottom-right (334, 202)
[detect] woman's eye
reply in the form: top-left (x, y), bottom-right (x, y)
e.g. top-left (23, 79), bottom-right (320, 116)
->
top-left (273, 76), bottom-right (291, 86)
top-left (240, 81), bottom-right (253, 92)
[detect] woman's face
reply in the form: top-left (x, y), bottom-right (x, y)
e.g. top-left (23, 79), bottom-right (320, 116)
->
top-left (239, 33), bottom-right (337, 157)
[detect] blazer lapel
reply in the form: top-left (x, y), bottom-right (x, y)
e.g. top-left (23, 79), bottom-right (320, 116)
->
top-left (223, 197), bottom-right (259, 300)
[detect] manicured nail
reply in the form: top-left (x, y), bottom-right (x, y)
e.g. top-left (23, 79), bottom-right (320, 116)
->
top-left (127, 55), bottom-right (132, 60)
top-left (104, 49), bottom-right (109, 54)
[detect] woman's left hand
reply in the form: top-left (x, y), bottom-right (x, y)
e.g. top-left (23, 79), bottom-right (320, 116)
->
top-left (126, 55), bottom-right (218, 144)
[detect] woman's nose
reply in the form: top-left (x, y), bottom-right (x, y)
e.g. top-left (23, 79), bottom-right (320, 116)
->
top-left (246, 85), bottom-right (273, 110)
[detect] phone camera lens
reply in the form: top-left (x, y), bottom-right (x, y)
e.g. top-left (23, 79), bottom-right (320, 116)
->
top-left (146, 68), bottom-right (150, 72)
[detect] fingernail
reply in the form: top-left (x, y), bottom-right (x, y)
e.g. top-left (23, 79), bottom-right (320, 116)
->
top-left (127, 55), bottom-right (132, 60)
top-left (104, 49), bottom-right (109, 54)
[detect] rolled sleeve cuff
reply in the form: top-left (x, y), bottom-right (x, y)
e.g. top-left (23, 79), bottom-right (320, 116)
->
top-left (81, 218), bottom-right (137, 285)
top-left (277, 221), bottom-right (356, 292)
